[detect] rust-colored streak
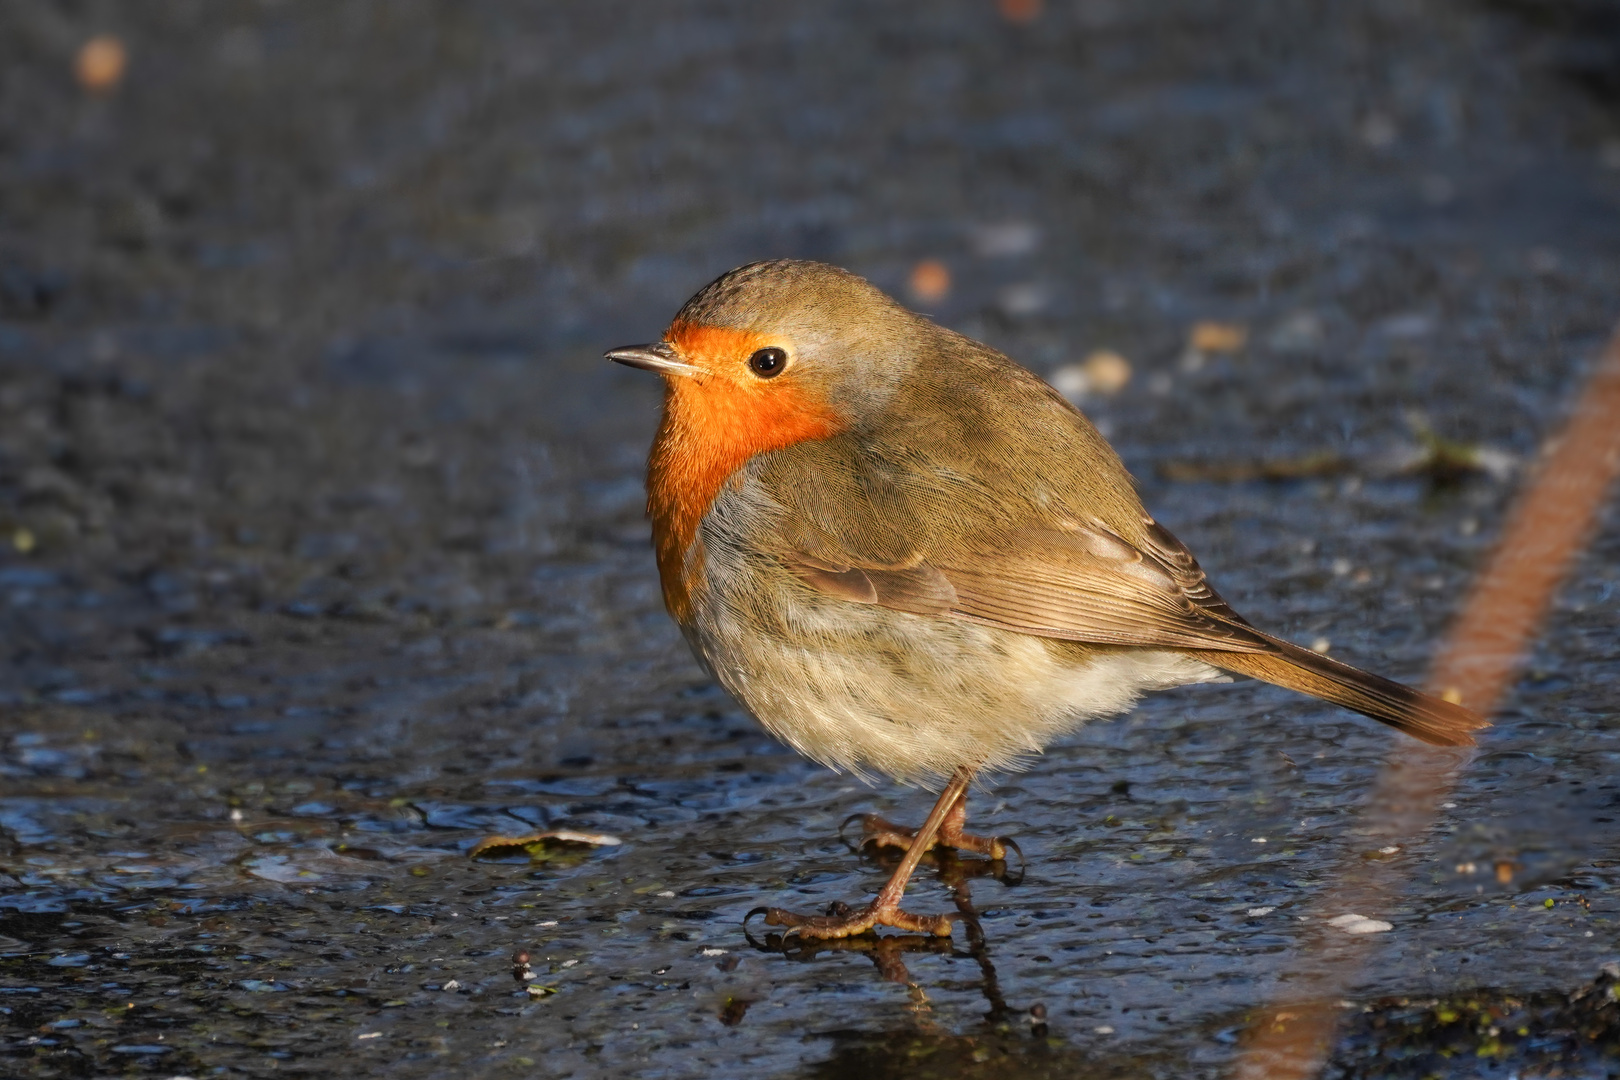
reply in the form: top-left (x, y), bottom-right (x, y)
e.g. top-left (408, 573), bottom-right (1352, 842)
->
top-left (1426, 344), bottom-right (1620, 707)
top-left (1233, 323), bottom-right (1620, 1080)
top-left (647, 321), bottom-right (842, 622)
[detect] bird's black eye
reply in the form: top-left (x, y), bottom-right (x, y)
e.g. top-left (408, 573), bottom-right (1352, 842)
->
top-left (748, 347), bottom-right (787, 378)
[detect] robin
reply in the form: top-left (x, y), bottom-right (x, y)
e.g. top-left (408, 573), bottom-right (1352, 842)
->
top-left (606, 260), bottom-right (1486, 940)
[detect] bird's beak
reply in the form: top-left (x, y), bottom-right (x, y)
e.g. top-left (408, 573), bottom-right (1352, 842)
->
top-left (605, 342), bottom-right (703, 378)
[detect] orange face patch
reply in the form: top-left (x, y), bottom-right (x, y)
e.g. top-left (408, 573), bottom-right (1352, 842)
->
top-left (647, 320), bottom-right (842, 621)
top-left (664, 321), bottom-right (769, 371)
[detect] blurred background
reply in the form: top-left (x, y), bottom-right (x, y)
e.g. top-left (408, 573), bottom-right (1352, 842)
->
top-left (2, 1), bottom-right (1618, 1077)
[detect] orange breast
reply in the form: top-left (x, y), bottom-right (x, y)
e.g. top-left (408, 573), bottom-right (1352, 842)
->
top-left (647, 323), bottom-right (842, 623)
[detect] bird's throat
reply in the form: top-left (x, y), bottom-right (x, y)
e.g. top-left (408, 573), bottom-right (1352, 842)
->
top-left (647, 363), bottom-right (841, 623)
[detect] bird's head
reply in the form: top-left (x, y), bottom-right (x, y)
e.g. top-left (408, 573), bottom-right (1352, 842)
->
top-left (606, 259), bottom-right (921, 442)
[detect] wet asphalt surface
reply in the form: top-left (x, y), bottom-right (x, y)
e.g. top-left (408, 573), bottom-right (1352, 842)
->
top-left (3, 1), bottom-right (1620, 1077)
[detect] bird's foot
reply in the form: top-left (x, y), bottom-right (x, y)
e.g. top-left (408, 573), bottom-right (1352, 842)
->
top-left (842, 811), bottom-right (1017, 862)
top-left (747, 899), bottom-right (953, 940)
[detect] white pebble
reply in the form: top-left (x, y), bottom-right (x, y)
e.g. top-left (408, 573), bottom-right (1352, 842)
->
top-left (1247, 907), bottom-right (1275, 917)
top-left (656, 890), bottom-right (675, 899)
top-left (1346, 919), bottom-right (1393, 934)
top-left (1093, 1025), bottom-right (1115, 1035)
top-left (701, 948), bottom-right (728, 957)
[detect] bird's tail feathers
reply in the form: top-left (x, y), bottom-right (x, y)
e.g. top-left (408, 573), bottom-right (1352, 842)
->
top-left (1187, 635), bottom-right (1488, 747)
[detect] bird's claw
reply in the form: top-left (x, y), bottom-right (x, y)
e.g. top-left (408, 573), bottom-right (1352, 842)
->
top-left (995, 836), bottom-right (1027, 883)
top-left (749, 900), bottom-right (954, 940)
top-left (843, 810), bottom-right (1016, 860)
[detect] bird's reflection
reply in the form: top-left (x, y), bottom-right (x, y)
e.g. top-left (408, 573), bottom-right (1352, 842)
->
top-left (743, 845), bottom-right (1025, 1024)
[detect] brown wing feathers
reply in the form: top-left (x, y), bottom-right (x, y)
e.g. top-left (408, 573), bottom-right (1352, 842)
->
top-left (937, 525), bottom-right (1269, 651)
top-left (787, 559), bottom-right (957, 615)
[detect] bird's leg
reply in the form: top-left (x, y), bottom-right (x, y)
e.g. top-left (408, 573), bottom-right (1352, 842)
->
top-left (850, 788), bottom-right (1012, 861)
top-left (753, 767), bottom-right (973, 940)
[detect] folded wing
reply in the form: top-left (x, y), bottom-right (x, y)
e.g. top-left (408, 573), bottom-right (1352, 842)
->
top-left (782, 519), bottom-right (1487, 747)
